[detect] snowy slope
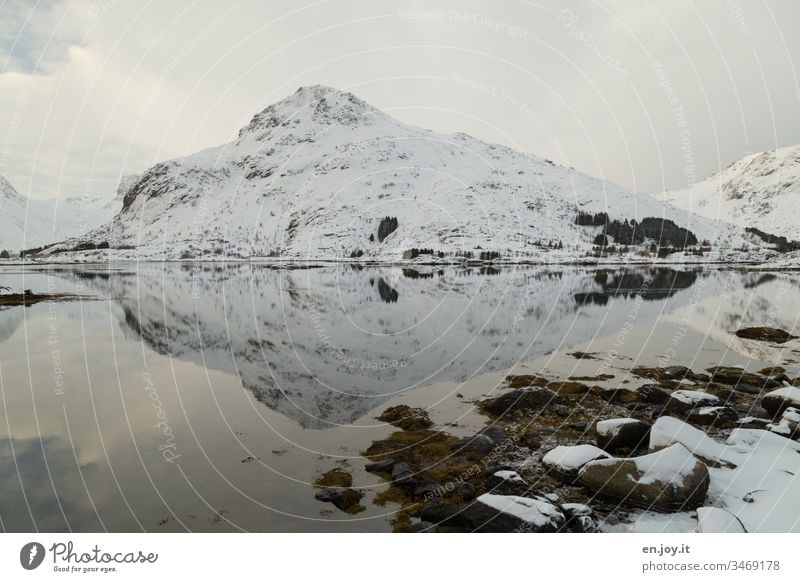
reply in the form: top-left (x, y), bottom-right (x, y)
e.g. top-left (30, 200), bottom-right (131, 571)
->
top-left (0, 174), bottom-right (126, 253)
top-left (661, 145), bottom-right (800, 239)
top-left (45, 86), bottom-right (751, 261)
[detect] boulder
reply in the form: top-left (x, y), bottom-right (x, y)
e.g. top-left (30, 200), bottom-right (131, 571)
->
top-left (762, 387), bottom-right (800, 419)
top-left (637, 384), bottom-right (672, 404)
top-left (480, 387), bottom-right (564, 417)
top-left (707, 367), bottom-right (779, 389)
top-left (542, 444), bottom-right (611, 483)
top-left (450, 425), bottom-right (513, 455)
top-left (596, 418), bottom-right (650, 453)
top-left (735, 327), bottom-right (797, 344)
top-left (461, 494), bottom-right (566, 532)
top-left (314, 488), bottom-right (364, 513)
top-left (364, 458), bottom-right (396, 472)
top-left (484, 470), bottom-right (530, 496)
top-left (665, 390), bottom-right (721, 414)
top-left (686, 406), bottom-right (739, 426)
top-left (767, 407), bottom-right (800, 440)
top-left (577, 443), bottom-right (710, 510)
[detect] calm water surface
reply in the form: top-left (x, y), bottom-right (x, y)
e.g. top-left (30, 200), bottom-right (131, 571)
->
top-left (0, 264), bottom-right (798, 532)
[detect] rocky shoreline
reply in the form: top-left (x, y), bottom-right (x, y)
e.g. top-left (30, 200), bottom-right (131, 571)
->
top-left (314, 328), bottom-right (800, 532)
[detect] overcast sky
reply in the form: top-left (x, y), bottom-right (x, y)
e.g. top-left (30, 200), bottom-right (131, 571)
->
top-left (1, 0), bottom-right (799, 200)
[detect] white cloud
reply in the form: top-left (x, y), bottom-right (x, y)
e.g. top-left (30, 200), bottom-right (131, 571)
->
top-left (0, 0), bottom-right (798, 200)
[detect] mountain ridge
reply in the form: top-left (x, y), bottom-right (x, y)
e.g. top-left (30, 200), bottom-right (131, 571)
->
top-left (39, 85), bottom-right (763, 262)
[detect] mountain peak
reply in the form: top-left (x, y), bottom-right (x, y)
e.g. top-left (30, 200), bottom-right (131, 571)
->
top-left (0, 175), bottom-right (21, 199)
top-left (237, 85), bottom-right (381, 140)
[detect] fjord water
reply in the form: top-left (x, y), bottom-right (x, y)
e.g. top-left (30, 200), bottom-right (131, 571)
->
top-left (0, 264), bottom-right (797, 532)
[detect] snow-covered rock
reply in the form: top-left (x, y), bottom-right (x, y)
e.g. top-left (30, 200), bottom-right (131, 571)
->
top-left (761, 387), bottom-right (800, 418)
top-left (596, 418), bottom-right (650, 453)
top-left (649, 416), bottom-right (800, 532)
top-left (766, 406), bottom-right (800, 438)
top-left (470, 494), bottom-right (565, 532)
top-left (666, 389), bottom-right (721, 413)
top-left (41, 85), bottom-right (757, 262)
top-left (542, 444), bottom-right (611, 483)
top-left (578, 443), bottom-right (710, 510)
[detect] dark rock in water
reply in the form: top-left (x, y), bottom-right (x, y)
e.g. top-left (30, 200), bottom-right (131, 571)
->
top-left (480, 387), bottom-right (564, 417)
top-left (735, 327), bottom-right (797, 344)
top-left (365, 458), bottom-right (396, 473)
top-left (773, 373), bottom-right (791, 384)
top-left (637, 384), bottom-right (672, 404)
top-left (707, 366), bottom-right (779, 389)
top-left (578, 444), bottom-right (710, 511)
top-left (687, 406), bottom-right (739, 426)
top-left (596, 419), bottom-right (650, 454)
top-left (314, 487), bottom-right (364, 513)
top-left (377, 404), bottom-right (433, 431)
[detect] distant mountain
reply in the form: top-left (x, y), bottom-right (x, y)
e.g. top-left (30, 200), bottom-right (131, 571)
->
top-left (0, 174), bottom-right (128, 253)
top-left (661, 145), bottom-right (800, 239)
top-left (43, 85), bottom-right (751, 261)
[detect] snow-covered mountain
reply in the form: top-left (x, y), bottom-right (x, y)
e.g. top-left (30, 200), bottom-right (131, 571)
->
top-left (55, 263), bottom-right (708, 428)
top-left (661, 145), bottom-right (800, 239)
top-left (44, 85), bottom-right (752, 261)
top-left (0, 174), bottom-right (127, 253)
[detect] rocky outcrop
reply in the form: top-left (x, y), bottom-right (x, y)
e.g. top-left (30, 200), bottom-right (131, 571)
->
top-left (577, 444), bottom-right (710, 510)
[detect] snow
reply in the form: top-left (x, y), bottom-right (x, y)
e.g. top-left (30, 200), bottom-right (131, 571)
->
top-left (696, 507), bottom-right (747, 533)
top-left (37, 85), bottom-right (762, 262)
top-left (596, 418), bottom-right (640, 437)
top-left (629, 444), bottom-right (705, 486)
top-left (649, 416), bottom-right (731, 466)
top-left (0, 174), bottom-right (123, 252)
top-left (476, 493), bottom-right (563, 527)
top-left (766, 407), bottom-right (799, 436)
top-left (492, 470), bottom-right (525, 484)
top-left (542, 444), bottom-right (611, 472)
top-left (661, 144), bottom-right (800, 240)
top-left (670, 389), bottom-right (719, 405)
top-left (764, 386), bottom-right (800, 406)
top-left (649, 416), bottom-right (800, 532)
